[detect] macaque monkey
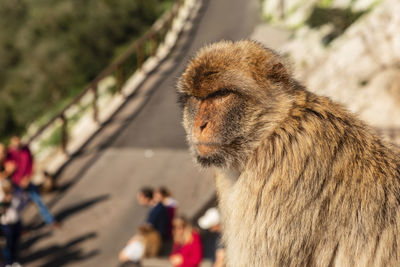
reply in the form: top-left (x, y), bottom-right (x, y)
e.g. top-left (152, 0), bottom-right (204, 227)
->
top-left (177, 40), bottom-right (400, 266)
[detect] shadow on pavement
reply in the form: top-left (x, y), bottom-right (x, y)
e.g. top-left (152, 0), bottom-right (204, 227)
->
top-left (20, 195), bottom-right (108, 260)
top-left (20, 232), bottom-right (99, 267)
top-left (20, 231), bottom-right (53, 251)
top-left (54, 194), bottom-right (110, 222)
top-left (26, 194), bottom-right (110, 232)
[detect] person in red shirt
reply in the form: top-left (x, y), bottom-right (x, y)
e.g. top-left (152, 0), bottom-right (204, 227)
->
top-left (169, 215), bottom-right (203, 267)
top-left (7, 137), bottom-right (33, 188)
top-left (6, 136), bottom-right (58, 228)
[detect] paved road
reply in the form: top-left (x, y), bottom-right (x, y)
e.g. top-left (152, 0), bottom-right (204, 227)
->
top-left (19, 0), bottom-right (261, 266)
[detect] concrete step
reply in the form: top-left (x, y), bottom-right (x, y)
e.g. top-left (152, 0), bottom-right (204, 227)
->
top-left (142, 257), bottom-right (212, 267)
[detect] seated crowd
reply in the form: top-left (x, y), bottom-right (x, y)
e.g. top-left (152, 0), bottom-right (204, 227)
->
top-left (119, 186), bottom-right (224, 267)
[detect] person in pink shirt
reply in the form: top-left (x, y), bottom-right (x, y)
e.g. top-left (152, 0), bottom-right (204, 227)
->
top-left (169, 215), bottom-right (203, 267)
top-left (7, 136), bottom-right (57, 228)
top-left (7, 137), bottom-right (33, 189)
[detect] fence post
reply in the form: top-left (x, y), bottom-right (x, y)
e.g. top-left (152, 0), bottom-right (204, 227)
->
top-left (151, 35), bottom-right (158, 56)
top-left (91, 84), bottom-right (99, 123)
top-left (116, 65), bottom-right (124, 94)
top-left (60, 113), bottom-right (68, 154)
top-left (177, 0), bottom-right (183, 8)
top-left (167, 5), bottom-right (175, 31)
top-left (137, 45), bottom-right (144, 69)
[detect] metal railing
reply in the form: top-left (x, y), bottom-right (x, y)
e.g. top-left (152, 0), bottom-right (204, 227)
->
top-left (27, 0), bottom-right (184, 155)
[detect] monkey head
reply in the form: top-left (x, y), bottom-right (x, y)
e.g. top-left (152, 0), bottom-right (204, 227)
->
top-left (177, 40), bottom-right (291, 169)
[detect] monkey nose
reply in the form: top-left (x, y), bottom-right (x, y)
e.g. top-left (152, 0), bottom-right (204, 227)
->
top-left (193, 119), bottom-right (209, 140)
top-left (200, 122), bottom-right (208, 132)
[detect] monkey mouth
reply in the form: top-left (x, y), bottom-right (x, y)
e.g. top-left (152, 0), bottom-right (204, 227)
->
top-left (194, 142), bottom-right (221, 156)
top-left (196, 153), bottom-right (225, 167)
top-left (194, 143), bottom-right (226, 167)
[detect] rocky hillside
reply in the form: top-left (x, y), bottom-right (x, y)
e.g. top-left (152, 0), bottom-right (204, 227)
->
top-left (261, 0), bottom-right (400, 144)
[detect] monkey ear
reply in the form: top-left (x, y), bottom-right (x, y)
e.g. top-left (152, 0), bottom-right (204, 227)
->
top-left (266, 61), bottom-right (289, 84)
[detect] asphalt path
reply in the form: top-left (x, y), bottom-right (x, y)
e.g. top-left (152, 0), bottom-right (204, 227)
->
top-left (19, 0), bottom-right (261, 266)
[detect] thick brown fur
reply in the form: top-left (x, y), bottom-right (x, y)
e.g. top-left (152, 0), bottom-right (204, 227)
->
top-left (177, 40), bottom-right (400, 267)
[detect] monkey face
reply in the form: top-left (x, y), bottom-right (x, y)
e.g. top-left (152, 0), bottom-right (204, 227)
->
top-left (177, 40), bottom-right (289, 168)
top-left (178, 88), bottom-right (247, 167)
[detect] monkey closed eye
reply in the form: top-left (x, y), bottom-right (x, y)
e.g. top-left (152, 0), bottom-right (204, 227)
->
top-left (205, 89), bottom-right (235, 99)
top-left (178, 89), bottom-right (235, 110)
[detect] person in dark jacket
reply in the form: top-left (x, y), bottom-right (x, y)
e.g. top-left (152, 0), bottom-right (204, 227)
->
top-left (119, 187), bottom-right (171, 264)
top-left (137, 187), bottom-right (170, 240)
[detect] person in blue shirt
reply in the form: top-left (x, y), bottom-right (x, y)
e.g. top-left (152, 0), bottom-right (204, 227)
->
top-left (119, 187), bottom-right (171, 265)
top-left (141, 187), bottom-right (170, 241)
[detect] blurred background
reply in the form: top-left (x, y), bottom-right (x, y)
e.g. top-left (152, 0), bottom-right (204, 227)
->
top-left (0, 0), bottom-right (399, 266)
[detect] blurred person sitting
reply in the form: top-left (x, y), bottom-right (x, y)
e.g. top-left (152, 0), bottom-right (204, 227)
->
top-left (198, 208), bottom-right (225, 267)
top-left (0, 179), bottom-right (22, 267)
top-left (6, 136), bottom-right (58, 228)
top-left (119, 187), bottom-right (170, 264)
top-left (169, 215), bottom-right (203, 267)
top-left (119, 225), bottom-right (161, 266)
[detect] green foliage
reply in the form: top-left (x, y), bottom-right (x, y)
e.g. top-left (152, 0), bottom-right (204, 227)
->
top-left (305, 7), bottom-right (366, 45)
top-left (318, 0), bottom-right (333, 8)
top-left (40, 123), bottom-right (63, 148)
top-left (0, 0), bottom-right (171, 141)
